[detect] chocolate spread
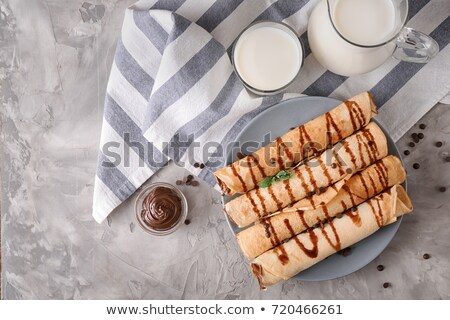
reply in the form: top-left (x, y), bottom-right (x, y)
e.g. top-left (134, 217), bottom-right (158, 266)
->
top-left (141, 186), bottom-right (182, 230)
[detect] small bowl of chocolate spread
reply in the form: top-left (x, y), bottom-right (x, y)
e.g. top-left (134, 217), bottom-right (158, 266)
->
top-left (134, 182), bottom-right (188, 236)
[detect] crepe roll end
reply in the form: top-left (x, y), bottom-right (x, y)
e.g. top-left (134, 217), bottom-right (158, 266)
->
top-left (250, 262), bottom-right (285, 290)
top-left (367, 91), bottom-right (379, 115)
top-left (392, 185), bottom-right (413, 217)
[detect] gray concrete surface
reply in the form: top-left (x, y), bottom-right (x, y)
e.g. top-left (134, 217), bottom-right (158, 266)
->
top-left (1, 0), bottom-right (449, 299)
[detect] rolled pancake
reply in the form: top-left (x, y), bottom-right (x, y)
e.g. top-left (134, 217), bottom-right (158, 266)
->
top-left (225, 122), bottom-right (388, 227)
top-left (251, 185), bottom-right (413, 290)
top-left (214, 92), bottom-right (377, 195)
top-left (237, 155), bottom-right (406, 259)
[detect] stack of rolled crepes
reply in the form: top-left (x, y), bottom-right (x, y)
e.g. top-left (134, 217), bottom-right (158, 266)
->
top-left (214, 92), bottom-right (414, 290)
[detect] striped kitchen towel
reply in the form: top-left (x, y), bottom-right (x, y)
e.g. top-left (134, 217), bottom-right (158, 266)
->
top-left (93, 0), bottom-right (450, 223)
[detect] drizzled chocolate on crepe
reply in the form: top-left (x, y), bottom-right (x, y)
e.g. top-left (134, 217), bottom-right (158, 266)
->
top-left (214, 92), bottom-right (377, 196)
top-left (251, 185), bottom-right (413, 290)
top-left (225, 122), bottom-right (388, 228)
top-left (236, 155), bottom-right (406, 259)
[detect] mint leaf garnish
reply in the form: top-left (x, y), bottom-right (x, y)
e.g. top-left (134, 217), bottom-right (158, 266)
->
top-left (258, 176), bottom-right (275, 188)
top-left (258, 170), bottom-right (292, 188)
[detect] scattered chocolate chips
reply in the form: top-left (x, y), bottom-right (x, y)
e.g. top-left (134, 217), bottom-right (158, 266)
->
top-left (423, 253), bottom-right (431, 260)
top-left (263, 223), bottom-right (270, 229)
top-left (176, 180), bottom-right (183, 185)
top-left (184, 219), bottom-right (191, 225)
top-left (419, 123), bottom-right (426, 130)
top-left (439, 186), bottom-right (446, 192)
top-left (265, 231), bottom-right (271, 238)
top-left (403, 150), bottom-right (410, 156)
top-left (338, 247), bottom-right (352, 257)
top-left (236, 152), bottom-right (245, 159)
top-left (346, 168), bottom-right (353, 174)
top-left (383, 282), bottom-right (391, 289)
top-left (336, 213), bottom-right (344, 219)
top-left (191, 181), bottom-right (199, 187)
top-left (331, 163), bottom-right (337, 169)
top-left (377, 265), bottom-right (384, 271)
top-left (413, 163), bottom-right (420, 169)
top-left (199, 163), bottom-right (205, 169)
top-left (307, 191), bottom-right (315, 197)
top-left (193, 162), bottom-right (200, 168)
top-left (185, 180), bottom-right (192, 185)
top-left (418, 133), bottom-right (424, 139)
top-left (408, 142), bottom-right (415, 148)
top-left (411, 133), bottom-right (420, 143)
top-left (351, 207), bottom-right (357, 212)
top-left (435, 141), bottom-right (443, 148)
top-left (446, 156), bottom-right (450, 162)
top-left (319, 187), bottom-right (327, 194)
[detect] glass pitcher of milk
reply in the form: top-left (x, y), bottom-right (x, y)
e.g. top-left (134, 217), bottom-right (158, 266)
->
top-left (308, 0), bottom-right (439, 76)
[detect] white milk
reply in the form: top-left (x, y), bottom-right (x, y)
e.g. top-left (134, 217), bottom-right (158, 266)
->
top-left (308, 0), bottom-right (398, 76)
top-left (233, 25), bottom-right (303, 91)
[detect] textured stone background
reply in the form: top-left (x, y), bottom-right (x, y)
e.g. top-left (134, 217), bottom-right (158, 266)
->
top-left (1, 0), bottom-right (449, 299)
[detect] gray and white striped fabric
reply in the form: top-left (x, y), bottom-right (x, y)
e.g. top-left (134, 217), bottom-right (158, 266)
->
top-left (93, 0), bottom-right (450, 223)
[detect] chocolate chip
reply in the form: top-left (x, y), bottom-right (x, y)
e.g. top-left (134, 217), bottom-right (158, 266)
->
top-left (418, 133), bottom-right (424, 139)
top-left (336, 213), bottom-right (344, 219)
top-left (446, 156), bottom-right (450, 162)
top-left (413, 163), bottom-right (420, 169)
top-left (411, 133), bottom-right (420, 143)
top-left (185, 180), bottom-right (192, 185)
top-left (383, 282), bottom-right (391, 288)
top-left (315, 189), bottom-right (321, 195)
top-left (403, 150), bottom-right (410, 156)
top-left (346, 168), bottom-right (353, 174)
top-left (265, 231), bottom-right (271, 238)
top-left (187, 174), bottom-right (193, 180)
top-left (377, 265), bottom-right (384, 271)
top-left (199, 163), bottom-right (205, 169)
top-left (193, 163), bottom-right (200, 168)
top-left (319, 187), bottom-right (327, 193)
top-left (176, 180), bottom-right (183, 185)
top-left (269, 158), bottom-right (276, 164)
top-left (320, 201), bottom-right (325, 206)
top-left (423, 253), bottom-right (430, 259)
top-left (439, 186), bottom-right (446, 192)
top-left (331, 163), bottom-right (337, 169)
top-left (352, 207), bottom-right (357, 212)
top-left (263, 223), bottom-right (270, 229)
top-left (339, 247), bottom-right (352, 257)
top-left (408, 142), bottom-right (415, 148)
top-left (307, 191), bottom-right (315, 197)
top-left (419, 123), bottom-right (426, 130)
top-left (184, 219), bottom-right (190, 225)
top-left (191, 181), bottom-right (199, 187)
top-left (436, 141), bottom-right (443, 148)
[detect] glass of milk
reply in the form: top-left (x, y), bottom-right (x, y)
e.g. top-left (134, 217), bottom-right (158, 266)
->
top-left (308, 0), bottom-right (439, 76)
top-left (232, 21), bottom-right (304, 95)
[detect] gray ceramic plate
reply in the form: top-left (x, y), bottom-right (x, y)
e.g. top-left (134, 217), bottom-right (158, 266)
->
top-left (222, 96), bottom-right (406, 281)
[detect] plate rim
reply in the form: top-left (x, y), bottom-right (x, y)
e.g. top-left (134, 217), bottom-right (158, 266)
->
top-left (221, 95), bottom-right (407, 281)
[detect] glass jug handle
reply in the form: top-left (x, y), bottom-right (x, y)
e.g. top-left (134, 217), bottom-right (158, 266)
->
top-left (393, 27), bottom-right (439, 63)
